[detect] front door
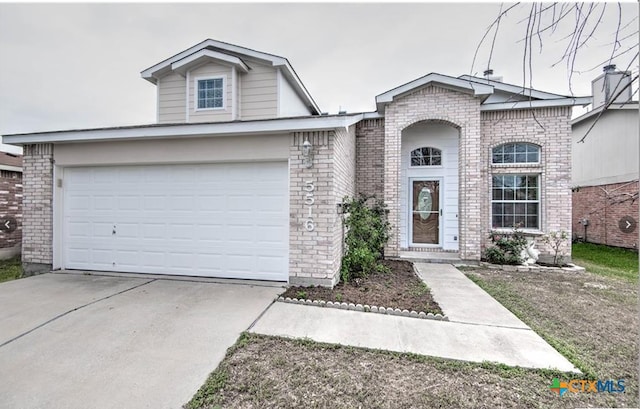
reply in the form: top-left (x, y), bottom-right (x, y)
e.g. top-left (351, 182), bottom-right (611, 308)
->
top-left (410, 179), bottom-right (441, 246)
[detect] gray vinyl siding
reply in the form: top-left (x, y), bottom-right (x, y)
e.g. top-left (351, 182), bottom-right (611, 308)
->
top-left (189, 62), bottom-right (233, 123)
top-left (158, 72), bottom-right (186, 123)
top-left (240, 62), bottom-right (277, 120)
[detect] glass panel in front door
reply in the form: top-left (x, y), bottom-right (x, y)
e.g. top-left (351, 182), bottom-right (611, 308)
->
top-left (412, 180), bottom-right (440, 244)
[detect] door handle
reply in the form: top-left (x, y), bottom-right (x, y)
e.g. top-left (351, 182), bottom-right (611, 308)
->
top-left (439, 209), bottom-right (442, 216)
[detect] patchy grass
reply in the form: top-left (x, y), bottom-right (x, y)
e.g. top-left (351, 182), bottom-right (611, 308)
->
top-left (572, 242), bottom-right (638, 282)
top-left (186, 267), bottom-right (638, 409)
top-left (0, 257), bottom-right (21, 283)
top-left (282, 259), bottom-right (441, 314)
top-left (467, 268), bottom-right (638, 407)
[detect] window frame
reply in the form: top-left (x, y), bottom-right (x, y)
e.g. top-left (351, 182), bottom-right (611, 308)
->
top-left (410, 147), bottom-right (443, 167)
top-left (491, 142), bottom-right (540, 166)
top-left (490, 173), bottom-right (541, 231)
top-left (194, 76), bottom-right (226, 111)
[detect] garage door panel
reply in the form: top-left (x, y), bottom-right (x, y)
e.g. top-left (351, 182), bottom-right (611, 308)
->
top-left (63, 162), bottom-right (288, 281)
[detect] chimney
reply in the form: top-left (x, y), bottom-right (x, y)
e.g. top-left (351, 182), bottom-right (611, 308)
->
top-left (483, 68), bottom-right (503, 83)
top-left (592, 64), bottom-right (632, 108)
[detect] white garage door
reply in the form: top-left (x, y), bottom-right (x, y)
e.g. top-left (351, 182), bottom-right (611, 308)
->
top-left (63, 162), bottom-right (289, 281)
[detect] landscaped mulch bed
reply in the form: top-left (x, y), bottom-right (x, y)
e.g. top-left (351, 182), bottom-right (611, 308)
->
top-left (281, 259), bottom-right (442, 315)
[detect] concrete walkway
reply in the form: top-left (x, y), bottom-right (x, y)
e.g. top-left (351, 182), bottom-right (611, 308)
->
top-left (251, 264), bottom-right (579, 373)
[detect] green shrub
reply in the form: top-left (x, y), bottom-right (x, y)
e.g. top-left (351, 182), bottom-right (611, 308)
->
top-left (340, 195), bottom-right (390, 282)
top-left (483, 227), bottom-right (527, 265)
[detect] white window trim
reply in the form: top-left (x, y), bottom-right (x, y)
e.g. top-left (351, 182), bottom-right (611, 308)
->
top-left (194, 75), bottom-right (226, 111)
top-left (490, 173), bottom-right (542, 231)
top-left (491, 143), bottom-right (541, 166)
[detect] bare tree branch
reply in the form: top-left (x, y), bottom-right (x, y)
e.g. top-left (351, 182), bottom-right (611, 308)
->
top-left (608, 3), bottom-right (623, 67)
top-left (469, 2), bottom-right (521, 75)
top-left (577, 72), bottom-right (639, 144)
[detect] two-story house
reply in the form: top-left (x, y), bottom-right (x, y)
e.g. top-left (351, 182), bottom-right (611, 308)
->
top-left (4, 39), bottom-right (590, 285)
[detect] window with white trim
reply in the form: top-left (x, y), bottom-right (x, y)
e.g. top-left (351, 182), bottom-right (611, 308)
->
top-left (492, 142), bottom-right (539, 164)
top-left (197, 78), bottom-right (224, 109)
top-left (411, 147), bottom-right (442, 166)
top-left (491, 174), bottom-right (539, 229)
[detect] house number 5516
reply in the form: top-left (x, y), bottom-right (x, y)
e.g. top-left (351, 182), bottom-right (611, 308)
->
top-left (304, 180), bottom-right (315, 231)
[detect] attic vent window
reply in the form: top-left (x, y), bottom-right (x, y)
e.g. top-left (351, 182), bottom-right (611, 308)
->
top-left (197, 78), bottom-right (224, 109)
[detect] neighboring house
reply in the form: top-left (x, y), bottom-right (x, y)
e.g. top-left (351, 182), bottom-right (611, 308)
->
top-left (571, 65), bottom-right (639, 249)
top-left (0, 151), bottom-right (23, 259)
top-left (4, 39), bottom-right (590, 285)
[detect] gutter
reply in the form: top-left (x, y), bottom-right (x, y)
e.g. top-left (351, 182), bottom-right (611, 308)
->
top-left (3, 114), bottom-right (364, 145)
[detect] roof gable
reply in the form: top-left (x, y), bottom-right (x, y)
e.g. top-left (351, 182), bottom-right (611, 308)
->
top-left (375, 73), bottom-right (494, 112)
top-left (141, 39), bottom-right (320, 115)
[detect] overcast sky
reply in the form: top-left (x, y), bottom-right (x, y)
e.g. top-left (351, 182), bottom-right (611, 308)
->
top-left (1, 2), bottom-right (637, 153)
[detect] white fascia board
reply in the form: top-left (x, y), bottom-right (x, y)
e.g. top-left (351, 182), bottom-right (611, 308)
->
top-left (3, 115), bottom-right (364, 145)
top-left (375, 73), bottom-right (494, 112)
top-left (362, 112), bottom-right (384, 119)
top-left (171, 49), bottom-right (249, 74)
top-left (570, 102), bottom-right (639, 125)
top-left (376, 73), bottom-right (494, 104)
top-left (459, 75), bottom-right (572, 100)
top-left (0, 165), bottom-right (22, 172)
top-left (141, 39), bottom-right (286, 84)
top-left (480, 97), bottom-right (593, 111)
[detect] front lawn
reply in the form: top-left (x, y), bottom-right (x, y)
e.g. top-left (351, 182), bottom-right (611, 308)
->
top-left (0, 257), bottom-right (21, 283)
top-left (185, 264), bottom-right (638, 408)
top-left (572, 242), bottom-right (638, 282)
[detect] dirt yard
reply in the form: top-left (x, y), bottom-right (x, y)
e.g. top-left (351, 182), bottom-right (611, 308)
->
top-left (282, 259), bottom-right (442, 314)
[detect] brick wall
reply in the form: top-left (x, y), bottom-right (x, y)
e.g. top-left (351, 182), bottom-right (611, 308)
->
top-left (383, 85), bottom-right (483, 259)
top-left (22, 144), bottom-right (54, 274)
top-left (572, 180), bottom-right (639, 249)
top-left (355, 118), bottom-right (385, 198)
top-left (288, 127), bottom-right (356, 287)
top-left (480, 107), bottom-right (573, 259)
top-left (331, 125), bottom-right (356, 281)
top-left (0, 170), bottom-right (22, 253)
top-left (288, 131), bottom-right (334, 286)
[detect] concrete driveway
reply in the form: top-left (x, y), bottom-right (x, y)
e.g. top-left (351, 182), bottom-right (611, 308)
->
top-left (0, 272), bottom-right (283, 409)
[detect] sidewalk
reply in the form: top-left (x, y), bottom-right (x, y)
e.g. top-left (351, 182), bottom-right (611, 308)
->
top-left (250, 264), bottom-right (580, 373)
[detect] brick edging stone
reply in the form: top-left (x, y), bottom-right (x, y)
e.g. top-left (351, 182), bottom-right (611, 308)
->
top-left (475, 262), bottom-right (586, 273)
top-left (276, 297), bottom-right (449, 321)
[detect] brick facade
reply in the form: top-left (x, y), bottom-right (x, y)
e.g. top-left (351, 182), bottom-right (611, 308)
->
top-left (480, 107), bottom-right (573, 259)
top-left (355, 118), bottom-right (385, 198)
top-left (0, 169), bottom-right (22, 256)
top-left (382, 85), bottom-right (483, 260)
top-left (572, 180), bottom-right (639, 249)
top-left (289, 127), bottom-right (356, 286)
top-left (353, 90), bottom-right (575, 263)
top-left (21, 144), bottom-right (54, 274)
top-left (16, 95), bottom-right (576, 283)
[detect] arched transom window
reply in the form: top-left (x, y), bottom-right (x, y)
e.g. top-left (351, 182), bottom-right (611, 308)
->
top-left (411, 147), bottom-right (442, 166)
top-left (492, 143), bottom-right (540, 164)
